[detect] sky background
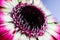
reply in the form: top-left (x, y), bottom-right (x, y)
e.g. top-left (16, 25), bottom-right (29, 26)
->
top-left (42, 0), bottom-right (60, 22)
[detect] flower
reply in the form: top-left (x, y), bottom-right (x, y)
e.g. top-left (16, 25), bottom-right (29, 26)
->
top-left (0, 0), bottom-right (60, 40)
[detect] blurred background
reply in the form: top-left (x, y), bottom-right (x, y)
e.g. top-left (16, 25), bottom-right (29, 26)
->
top-left (42, 0), bottom-right (60, 22)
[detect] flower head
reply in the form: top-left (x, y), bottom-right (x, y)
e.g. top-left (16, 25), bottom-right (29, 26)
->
top-left (0, 0), bottom-right (60, 40)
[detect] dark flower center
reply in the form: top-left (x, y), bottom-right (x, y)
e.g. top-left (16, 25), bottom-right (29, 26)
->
top-left (20, 6), bottom-right (45, 30)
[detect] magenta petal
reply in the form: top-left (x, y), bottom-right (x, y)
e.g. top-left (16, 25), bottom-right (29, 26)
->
top-left (57, 25), bottom-right (60, 33)
top-left (0, 0), bottom-right (5, 6)
top-left (0, 27), bottom-right (14, 40)
top-left (0, 11), bottom-right (5, 24)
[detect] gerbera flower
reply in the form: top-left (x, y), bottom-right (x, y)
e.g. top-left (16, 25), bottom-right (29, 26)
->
top-left (0, 0), bottom-right (60, 40)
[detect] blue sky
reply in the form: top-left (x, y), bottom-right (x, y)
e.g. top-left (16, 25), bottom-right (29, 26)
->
top-left (42, 0), bottom-right (60, 22)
